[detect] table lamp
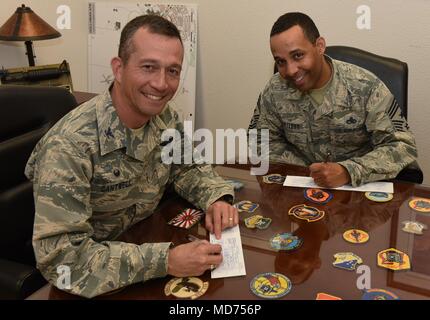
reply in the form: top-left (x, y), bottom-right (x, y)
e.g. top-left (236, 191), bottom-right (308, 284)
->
top-left (0, 4), bottom-right (61, 66)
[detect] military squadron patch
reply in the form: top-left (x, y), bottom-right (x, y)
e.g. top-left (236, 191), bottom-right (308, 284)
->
top-left (409, 197), bottom-right (430, 213)
top-left (168, 208), bottom-right (204, 229)
top-left (288, 204), bottom-right (325, 222)
top-left (270, 232), bottom-right (303, 251)
top-left (377, 248), bottom-right (410, 271)
top-left (164, 277), bottom-right (209, 300)
top-left (333, 252), bottom-right (363, 271)
top-left (343, 229), bottom-right (369, 244)
top-left (365, 192), bottom-right (393, 203)
top-left (244, 215), bottom-right (264, 229)
top-left (401, 220), bottom-right (427, 235)
top-left (304, 188), bottom-right (333, 204)
top-left (262, 174), bottom-right (286, 184)
top-left (362, 288), bottom-right (400, 300)
top-left (234, 200), bottom-right (259, 213)
top-left (255, 217), bottom-right (272, 230)
top-left (250, 272), bottom-right (292, 299)
top-left (244, 215), bottom-right (272, 229)
top-left (316, 292), bottom-right (342, 300)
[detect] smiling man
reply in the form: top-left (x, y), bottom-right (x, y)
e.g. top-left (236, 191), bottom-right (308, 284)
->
top-left (25, 15), bottom-right (238, 298)
top-left (249, 12), bottom-right (420, 188)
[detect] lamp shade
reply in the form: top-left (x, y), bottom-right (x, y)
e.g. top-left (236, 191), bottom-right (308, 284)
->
top-left (0, 4), bottom-right (61, 41)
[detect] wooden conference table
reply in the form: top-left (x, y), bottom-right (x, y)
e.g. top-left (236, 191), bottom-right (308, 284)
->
top-left (27, 164), bottom-right (430, 300)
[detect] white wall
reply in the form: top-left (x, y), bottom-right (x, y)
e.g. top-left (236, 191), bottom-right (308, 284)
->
top-left (1, 0), bottom-right (429, 184)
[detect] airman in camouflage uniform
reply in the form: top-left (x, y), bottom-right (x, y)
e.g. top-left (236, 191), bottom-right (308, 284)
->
top-left (25, 15), bottom-right (237, 298)
top-left (249, 12), bottom-right (419, 187)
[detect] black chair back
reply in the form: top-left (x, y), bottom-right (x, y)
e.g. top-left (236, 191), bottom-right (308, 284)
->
top-left (325, 45), bottom-right (408, 119)
top-left (0, 85), bottom-right (77, 298)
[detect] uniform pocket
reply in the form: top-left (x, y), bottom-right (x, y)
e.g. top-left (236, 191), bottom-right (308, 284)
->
top-left (282, 118), bottom-right (308, 149)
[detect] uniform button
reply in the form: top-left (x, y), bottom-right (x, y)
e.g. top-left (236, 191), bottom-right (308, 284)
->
top-left (114, 169), bottom-right (120, 177)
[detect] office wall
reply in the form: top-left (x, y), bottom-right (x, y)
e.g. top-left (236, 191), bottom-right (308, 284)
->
top-left (1, 0), bottom-right (429, 184)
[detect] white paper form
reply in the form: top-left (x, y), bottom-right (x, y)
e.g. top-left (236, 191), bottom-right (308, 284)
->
top-left (210, 225), bottom-right (246, 279)
top-left (283, 175), bottom-right (394, 193)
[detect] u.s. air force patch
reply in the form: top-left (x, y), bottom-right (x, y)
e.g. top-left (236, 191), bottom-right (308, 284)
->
top-left (164, 277), bottom-right (208, 300)
top-left (250, 272), bottom-right (292, 299)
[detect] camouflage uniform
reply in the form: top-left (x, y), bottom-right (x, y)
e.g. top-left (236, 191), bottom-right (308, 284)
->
top-left (25, 89), bottom-right (233, 298)
top-left (249, 57), bottom-right (419, 186)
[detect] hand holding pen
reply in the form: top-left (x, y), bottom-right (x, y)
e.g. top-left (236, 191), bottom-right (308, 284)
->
top-left (309, 151), bottom-right (351, 188)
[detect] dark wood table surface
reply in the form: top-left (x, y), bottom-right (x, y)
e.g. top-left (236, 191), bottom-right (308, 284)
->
top-left (27, 163), bottom-right (430, 300)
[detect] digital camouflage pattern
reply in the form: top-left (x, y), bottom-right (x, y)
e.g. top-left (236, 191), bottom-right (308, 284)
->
top-left (249, 57), bottom-right (419, 186)
top-left (25, 90), bottom-right (234, 298)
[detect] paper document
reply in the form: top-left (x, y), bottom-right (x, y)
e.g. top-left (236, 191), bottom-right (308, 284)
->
top-left (210, 225), bottom-right (246, 279)
top-left (283, 175), bottom-right (394, 193)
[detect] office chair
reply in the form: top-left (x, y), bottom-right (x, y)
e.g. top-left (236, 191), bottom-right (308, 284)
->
top-left (0, 85), bottom-right (77, 299)
top-left (325, 46), bottom-right (409, 118)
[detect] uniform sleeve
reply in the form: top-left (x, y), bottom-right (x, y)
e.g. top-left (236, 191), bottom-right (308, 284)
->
top-left (249, 91), bottom-right (308, 166)
top-left (167, 118), bottom-right (235, 210)
top-left (27, 136), bottom-right (171, 298)
top-left (338, 81), bottom-right (418, 186)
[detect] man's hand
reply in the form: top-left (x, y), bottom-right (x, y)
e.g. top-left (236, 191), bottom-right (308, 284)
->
top-left (309, 162), bottom-right (351, 188)
top-left (205, 200), bottom-right (239, 240)
top-left (167, 240), bottom-right (222, 276)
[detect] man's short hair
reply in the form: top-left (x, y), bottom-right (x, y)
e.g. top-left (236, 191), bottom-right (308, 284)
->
top-left (270, 12), bottom-right (320, 44)
top-left (118, 14), bottom-right (183, 64)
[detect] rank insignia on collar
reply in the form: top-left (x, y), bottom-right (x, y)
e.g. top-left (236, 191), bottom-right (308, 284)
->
top-left (409, 197), bottom-right (430, 213)
top-left (343, 229), bottom-right (369, 244)
top-left (401, 220), bottom-right (427, 235)
top-left (304, 188), bottom-right (333, 204)
top-left (288, 204), bottom-right (325, 222)
top-left (250, 272), bottom-right (292, 299)
top-left (332, 252), bottom-right (363, 271)
top-left (164, 277), bottom-right (209, 300)
top-left (377, 248), bottom-right (410, 271)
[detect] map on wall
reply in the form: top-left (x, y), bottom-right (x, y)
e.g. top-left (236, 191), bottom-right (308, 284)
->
top-left (88, 2), bottom-right (198, 122)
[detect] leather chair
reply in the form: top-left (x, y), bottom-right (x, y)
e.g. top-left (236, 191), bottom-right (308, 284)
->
top-left (325, 46), bottom-right (409, 118)
top-left (0, 85), bottom-right (77, 299)
top-left (325, 46), bottom-right (423, 183)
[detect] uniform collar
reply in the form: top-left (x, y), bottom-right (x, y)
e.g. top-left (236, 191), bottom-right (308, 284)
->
top-left (96, 89), bottom-right (175, 161)
top-left (323, 56), bottom-right (351, 108)
top-left (311, 56), bottom-right (352, 120)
